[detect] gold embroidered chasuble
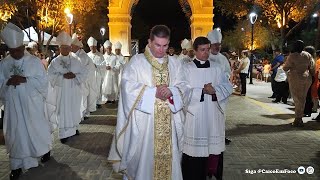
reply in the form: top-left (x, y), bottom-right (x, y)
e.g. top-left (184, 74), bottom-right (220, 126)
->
top-left (144, 49), bottom-right (172, 180)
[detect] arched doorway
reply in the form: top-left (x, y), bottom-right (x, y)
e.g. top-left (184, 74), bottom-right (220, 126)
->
top-left (131, 0), bottom-right (191, 53)
top-left (108, 0), bottom-right (214, 56)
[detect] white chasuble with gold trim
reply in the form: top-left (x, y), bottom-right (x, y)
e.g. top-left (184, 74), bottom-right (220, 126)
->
top-left (108, 46), bottom-right (190, 180)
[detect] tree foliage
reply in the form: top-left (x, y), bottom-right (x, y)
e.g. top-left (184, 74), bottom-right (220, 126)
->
top-left (0, 0), bottom-right (18, 29)
top-left (217, 0), bottom-right (317, 24)
top-left (79, 0), bottom-right (109, 50)
top-left (216, 0), bottom-right (320, 48)
top-left (1, 0), bottom-right (100, 52)
top-left (223, 20), bottom-right (276, 52)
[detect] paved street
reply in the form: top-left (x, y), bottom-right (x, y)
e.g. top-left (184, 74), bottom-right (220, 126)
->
top-left (0, 79), bottom-right (319, 180)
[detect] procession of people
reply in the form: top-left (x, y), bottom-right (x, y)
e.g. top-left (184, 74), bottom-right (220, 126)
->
top-left (0, 19), bottom-right (319, 180)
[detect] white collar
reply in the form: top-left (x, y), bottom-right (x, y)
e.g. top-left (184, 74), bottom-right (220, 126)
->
top-left (195, 58), bottom-right (207, 64)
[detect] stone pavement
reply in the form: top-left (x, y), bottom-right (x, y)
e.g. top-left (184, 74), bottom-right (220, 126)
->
top-left (0, 79), bottom-right (319, 180)
top-left (0, 103), bottom-right (122, 180)
top-left (225, 80), bottom-right (320, 179)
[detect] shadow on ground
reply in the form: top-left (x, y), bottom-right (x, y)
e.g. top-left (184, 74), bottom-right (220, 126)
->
top-left (19, 158), bottom-right (82, 180)
top-left (227, 121), bottom-right (320, 136)
top-left (90, 104), bottom-right (118, 116)
top-left (261, 114), bottom-right (295, 120)
top-left (80, 117), bottom-right (117, 126)
top-left (66, 132), bottom-right (113, 156)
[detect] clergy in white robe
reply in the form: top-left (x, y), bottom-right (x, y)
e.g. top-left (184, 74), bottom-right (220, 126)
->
top-left (207, 28), bottom-right (233, 146)
top-left (87, 37), bottom-right (105, 108)
top-left (47, 32), bottom-right (87, 143)
top-left (182, 37), bottom-right (233, 180)
top-left (0, 23), bottom-right (52, 179)
top-left (108, 25), bottom-right (190, 180)
top-left (177, 38), bottom-right (189, 62)
top-left (114, 41), bottom-right (127, 100)
top-left (207, 28), bottom-right (232, 79)
top-left (101, 40), bottom-right (118, 103)
top-left (71, 35), bottom-right (98, 118)
top-left (180, 40), bottom-right (194, 64)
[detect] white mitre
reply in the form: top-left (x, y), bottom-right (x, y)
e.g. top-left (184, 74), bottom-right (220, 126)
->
top-left (0, 22), bottom-right (24, 48)
top-left (181, 38), bottom-right (189, 49)
top-left (103, 40), bottom-right (112, 48)
top-left (207, 28), bottom-right (222, 44)
top-left (87, 37), bottom-right (97, 47)
top-left (185, 40), bottom-right (193, 51)
top-left (114, 41), bottom-right (122, 49)
top-left (71, 33), bottom-right (83, 47)
top-left (56, 31), bottom-right (72, 46)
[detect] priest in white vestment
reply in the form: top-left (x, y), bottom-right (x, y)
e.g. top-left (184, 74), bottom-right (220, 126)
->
top-left (101, 40), bottom-right (118, 103)
top-left (177, 38), bottom-right (189, 62)
top-left (47, 32), bottom-right (87, 143)
top-left (182, 37), bottom-right (233, 180)
top-left (184, 40), bottom-right (195, 64)
top-left (178, 39), bottom-right (194, 64)
top-left (87, 37), bottom-right (105, 108)
top-left (0, 23), bottom-right (52, 180)
top-left (207, 28), bottom-right (231, 79)
top-left (114, 41), bottom-right (127, 100)
top-left (71, 34), bottom-right (98, 119)
top-left (207, 28), bottom-right (233, 146)
top-left (108, 25), bottom-right (190, 180)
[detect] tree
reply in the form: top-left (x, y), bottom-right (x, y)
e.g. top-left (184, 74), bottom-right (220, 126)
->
top-left (0, 0), bottom-right (18, 29)
top-left (223, 19), bottom-right (275, 52)
top-left (216, 0), bottom-right (320, 50)
top-left (4, 0), bottom-right (99, 53)
top-left (79, 0), bottom-right (109, 50)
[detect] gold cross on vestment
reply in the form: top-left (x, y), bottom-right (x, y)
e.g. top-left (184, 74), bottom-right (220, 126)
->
top-left (156, 71), bottom-right (167, 84)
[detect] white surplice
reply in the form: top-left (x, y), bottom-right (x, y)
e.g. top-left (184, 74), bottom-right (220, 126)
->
top-left (183, 60), bottom-right (233, 157)
top-left (87, 51), bottom-right (105, 104)
top-left (47, 53), bottom-right (87, 139)
top-left (101, 53), bottom-right (118, 102)
top-left (74, 50), bottom-right (98, 115)
top-left (0, 53), bottom-right (52, 170)
top-left (209, 53), bottom-right (232, 79)
top-left (108, 52), bottom-right (190, 180)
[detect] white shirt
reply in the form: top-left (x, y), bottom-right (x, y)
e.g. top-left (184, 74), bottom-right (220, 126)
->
top-left (240, 57), bottom-right (250, 74)
top-left (275, 66), bottom-right (287, 82)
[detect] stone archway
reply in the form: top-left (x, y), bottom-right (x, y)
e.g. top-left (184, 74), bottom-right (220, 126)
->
top-left (108, 0), bottom-right (214, 56)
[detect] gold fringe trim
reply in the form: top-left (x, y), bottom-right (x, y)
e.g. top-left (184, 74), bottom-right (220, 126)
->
top-left (115, 85), bottom-right (147, 158)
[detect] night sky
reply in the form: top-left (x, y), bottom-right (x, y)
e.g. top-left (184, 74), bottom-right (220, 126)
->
top-left (131, 0), bottom-right (235, 52)
top-left (213, 7), bottom-right (237, 32)
top-left (132, 0), bottom-right (191, 51)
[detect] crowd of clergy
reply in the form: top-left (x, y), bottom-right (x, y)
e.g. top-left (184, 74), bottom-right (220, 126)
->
top-left (0, 23), bottom-right (233, 180)
top-left (0, 23), bottom-right (127, 180)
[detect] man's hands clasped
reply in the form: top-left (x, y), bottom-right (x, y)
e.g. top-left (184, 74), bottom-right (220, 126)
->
top-left (156, 85), bottom-right (173, 101)
top-left (63, 72), bottom-right (76, 79)
top-left (6, 75), bottom-right (27, 86)
top-left (203, 83), bottom-right (216, 95)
